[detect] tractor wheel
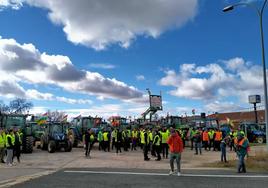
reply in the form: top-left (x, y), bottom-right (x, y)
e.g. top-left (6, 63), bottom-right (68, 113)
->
top-left (24, 136), bottom-right (34, 153)
top-left (256, 136), bottom-right (264, 144)
top-left (65, 141), bottom-right (72, 152)
top-left (40, 135), bottom-right (47, 150)
top-left (48, 141), bottom-right (56, 153)
top-left (68, 129), bottom-right (78, 147)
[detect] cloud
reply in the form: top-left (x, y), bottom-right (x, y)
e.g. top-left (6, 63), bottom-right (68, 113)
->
top-left (204, 101), bottom-right (242, 113)
top-left (65, 103), bottom-right (147, 119)
top-left (0, 37), bottom-right (143, 102)
top-left (89, 63), bottom-right (116, 69)
top-left (159, 57), bottom-right (264, 103)
top-left (0, 0), bottom-right (23, 10)
top-left (136, 75), bottom-right (145, 81)
top-left (3, 0), bottom-right (198, 50)
top-left (0, 80), bottom-right (26, 98)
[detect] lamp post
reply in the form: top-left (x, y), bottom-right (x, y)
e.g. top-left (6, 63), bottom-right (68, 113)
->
top-left (223, 0), bottom-right (268, 151)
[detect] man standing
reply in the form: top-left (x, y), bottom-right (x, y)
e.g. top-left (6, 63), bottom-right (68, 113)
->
top-left (0, 128), bottom-right (6, 163)
top-left (84, 129), bottom-right (91, 157)
top-left (167, 128), bottom-right (183, 176)
top-left (131, 128), bottom-right (138, 151)
top-left (13, 128), bottom-right (22, 163)
top-left (193, 128), bottom-right (202, 155)
top-left (161, 127), bottom-right (169, 159)
top-left (143, 128), bottom-right (150, 161)
top-left (202, 129), bottom-right (209, 151)
top-left (115, 129), bottom-right (122, 154)
top-left (235, 133), bottom-right (249, 173)
top-left (6, 129), bottom-right (14, 166)
top-left (111, 128), bottom-right (117, 150)
top-left (98, 129), bottom-right (103, 151)
top-left (153, 130), bottom-right (161, 161)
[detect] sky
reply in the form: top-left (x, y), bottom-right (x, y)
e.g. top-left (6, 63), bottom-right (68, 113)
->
top-left (0, 0), bottom-right (267, 119)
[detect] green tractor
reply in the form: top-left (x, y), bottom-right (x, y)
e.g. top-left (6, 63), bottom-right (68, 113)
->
top-left (0, 113), bottom-right (34, 153)
top-left (27, 121), bottom-right (46, 147)
top-left (40, 122), bottom-right (72, 153)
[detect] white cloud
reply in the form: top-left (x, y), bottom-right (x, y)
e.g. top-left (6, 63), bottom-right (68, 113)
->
top-left (2, 0), bottom-right (198, 50)
top-left (65, 103), bottom-right (147, 119)
top-left (204, 101), bottom-right (242, 113)
top-left (0, 37), bottom-right (143, 102)
top-left (89, 63), bottom-right (116, 69)
top-left (136, 75), bottom-right (145, 81)
top-left (0, 0), bottom-right (23, 10)
top-left (159, 57), bottom-right (264, 103)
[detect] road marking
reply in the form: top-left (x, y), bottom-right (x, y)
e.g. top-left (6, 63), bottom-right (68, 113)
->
top-left (0, 170), bottom-right (56, 188)
top-left (64, 170), bottom-right (268, 178)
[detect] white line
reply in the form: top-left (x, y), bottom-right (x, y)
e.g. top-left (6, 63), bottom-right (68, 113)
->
top-left (64, 170), bottom-right (268, 178)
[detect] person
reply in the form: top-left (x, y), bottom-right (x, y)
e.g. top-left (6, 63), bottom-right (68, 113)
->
top-left (97, 129), bottom-right (103, 151)
top-left (6, 129), bottom-right (14, 166)
top-left (84, 129), bottom-right (91, 157)
top-left (214, 129), bottom-right (222, 151)
top-left (167, 128), bottom-right (183, 176)
top-left (153, 130), bottom-right (161, 161)
top-left (13, 128), bottom-right (22, 163)
top-left (139, 128), bottom-right (145, 150)
top-left (0, 128), bottom-right (6, 163)
top-left (202, 129), bottom-right (209, 151)
top-left (103, 129), bottom-right (110, 152)
top-left (111, 128), bottom-right (117, 150)
top-left (122, 129), bottom-right (128, 151)
top-left (131, 128), bottom-right (138, 151)
top-left (143, 128), bottom-right (150, 161)
top-left (235, 132), bottom-right (249, 173)
top-left (220, 137), bottom-right (228, 163)
top-left (193, 128), bottom-right (202, 155)
top-left (115, 129), bottom-right (122, 154)
top-left (208, 128), bottom-right (215, 151)
top-left (161, 127), bottom-right (169, 159)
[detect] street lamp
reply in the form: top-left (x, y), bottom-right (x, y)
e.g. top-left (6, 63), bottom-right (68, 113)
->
top-left (223, 0), bottom-right (268, 151)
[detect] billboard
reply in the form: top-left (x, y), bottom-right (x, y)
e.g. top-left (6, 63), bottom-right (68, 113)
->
top-left (248, 95), bottom-right (261, 104)
top-left (150, 95), bottom-right (162, 110)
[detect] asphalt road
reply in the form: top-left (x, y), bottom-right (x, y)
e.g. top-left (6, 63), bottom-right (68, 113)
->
top-left (9, 168), bottom-right (268, 188)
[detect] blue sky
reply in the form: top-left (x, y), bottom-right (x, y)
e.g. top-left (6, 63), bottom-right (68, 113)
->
top-left (0, 0), bottom-right (267, 119)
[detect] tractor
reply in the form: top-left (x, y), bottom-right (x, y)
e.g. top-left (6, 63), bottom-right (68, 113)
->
top-left (0, 113), bottom-right (34, 153)
top-left (40, 122), bottom-right (72, 153)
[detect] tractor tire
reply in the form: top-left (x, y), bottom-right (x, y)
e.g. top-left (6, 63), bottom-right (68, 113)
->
top-left (24, 136), bottom-right (34, 153)
top-left (68, 129), bottom-right (78, 147)
top-left (48, 141), bottom-right (56, 153)
top-left (65, 141), bottom-right (72, 152)
top-left (256, 136), bottom-right (264, 144)
top-left (40, 135), bottom-right (47, 150)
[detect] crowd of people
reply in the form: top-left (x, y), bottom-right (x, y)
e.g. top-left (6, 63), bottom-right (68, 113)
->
top-left (83, 125), bottom-right (250, 174)
top-left (0, 125), bottom-right (250, 174)
top-left (0, 127), bottom-right (23, 167)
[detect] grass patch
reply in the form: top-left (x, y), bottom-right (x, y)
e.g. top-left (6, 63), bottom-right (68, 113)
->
top-left (204, 151), bottom-right (268, 172)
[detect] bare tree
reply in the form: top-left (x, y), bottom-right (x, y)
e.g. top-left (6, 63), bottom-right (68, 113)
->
top-left (9, 98), bottom-right (33, 114)
top-left (46, 110), bottom-right (66, 122)
top-left (0, 101), bottom-right (10, 113)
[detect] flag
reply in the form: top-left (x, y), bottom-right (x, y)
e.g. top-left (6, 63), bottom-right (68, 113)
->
top-left (61, 114), bottom-right (68, 122)
top-left (36, 112), bottom-right (48, 125)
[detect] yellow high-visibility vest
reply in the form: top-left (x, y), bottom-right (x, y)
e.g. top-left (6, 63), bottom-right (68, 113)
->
top-left (140, 131), bottom-right (145, 144)
top-left (103, 132), bottom-right (109, 141)
top-left (153, 135), bottom-right (160, 146)
top-left (161, 132), bottom-right (169, 144)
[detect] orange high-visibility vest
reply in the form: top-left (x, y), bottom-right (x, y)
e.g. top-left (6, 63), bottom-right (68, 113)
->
top-left (214, 131), bottom-right (222, 141)
top-left (202, 131), bottom-right (209, 141)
